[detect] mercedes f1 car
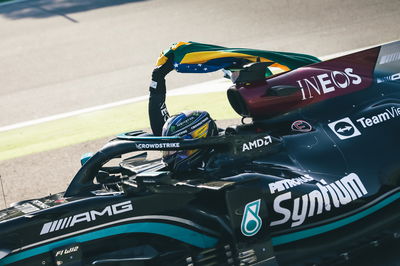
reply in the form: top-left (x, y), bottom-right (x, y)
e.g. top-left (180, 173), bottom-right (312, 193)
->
top-left (0, 41), bottom-right (399, 266)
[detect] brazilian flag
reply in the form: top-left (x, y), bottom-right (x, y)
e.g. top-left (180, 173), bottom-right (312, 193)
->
top-left (156, 41), bottom-right (321, 77)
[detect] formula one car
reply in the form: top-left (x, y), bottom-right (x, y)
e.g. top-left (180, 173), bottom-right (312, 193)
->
top-left (0, 41), bottom-right (399, 266)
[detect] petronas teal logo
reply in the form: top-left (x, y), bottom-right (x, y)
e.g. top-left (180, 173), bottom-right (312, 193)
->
top-left (241, 199), bottom-right (262, 237)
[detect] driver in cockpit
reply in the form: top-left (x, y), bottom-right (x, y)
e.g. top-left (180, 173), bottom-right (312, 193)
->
top-left (147, 41), bottom-right (319, 172)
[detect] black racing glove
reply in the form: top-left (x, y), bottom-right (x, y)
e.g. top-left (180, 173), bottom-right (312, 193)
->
top-left (148, 54), bottom-right (175, 136)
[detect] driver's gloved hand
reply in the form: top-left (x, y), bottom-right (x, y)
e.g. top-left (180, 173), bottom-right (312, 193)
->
top-left (149, 54), bottom-right (175, 95)
top-left (148, 54), bottom-right (175, 136)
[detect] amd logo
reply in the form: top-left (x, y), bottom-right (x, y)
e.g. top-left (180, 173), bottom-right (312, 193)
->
top-left (297, 68), bottom-right (362, 100)
top-left (242, 136), bottom-right (272, 152)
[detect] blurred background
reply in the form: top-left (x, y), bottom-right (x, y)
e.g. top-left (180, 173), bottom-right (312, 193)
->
top-left (0, 0), bottom-right (399, 206)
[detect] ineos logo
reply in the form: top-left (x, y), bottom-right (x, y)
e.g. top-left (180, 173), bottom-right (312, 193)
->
top-left (297, 68), bottom-right (362, 100)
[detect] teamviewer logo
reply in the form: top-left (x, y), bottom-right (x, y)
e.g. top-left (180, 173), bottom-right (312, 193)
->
top-left (328, 117), bottom-right (361, 140)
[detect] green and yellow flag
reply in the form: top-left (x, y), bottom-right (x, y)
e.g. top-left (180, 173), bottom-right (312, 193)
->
top-left (156, 41), bottom-right (320, 77)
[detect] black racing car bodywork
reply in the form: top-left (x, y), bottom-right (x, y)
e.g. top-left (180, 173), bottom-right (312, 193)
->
top-left (0, 41), bottom-right (399, 266)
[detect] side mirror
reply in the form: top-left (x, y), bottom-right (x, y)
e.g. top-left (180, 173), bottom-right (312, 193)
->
top-left (80, 152), bottom-right (94, 166)
top-left (233, 62), bottom-right (272, 84)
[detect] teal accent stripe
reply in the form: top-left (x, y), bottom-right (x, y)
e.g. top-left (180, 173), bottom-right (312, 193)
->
top-left (0, 222), bottom-right (218, 265)
top-left (271, 192), bottom-right (400, 246)
top-left (2, 192), bottom-right (399, 264)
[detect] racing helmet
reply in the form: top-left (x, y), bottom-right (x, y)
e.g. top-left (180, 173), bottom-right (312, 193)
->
top-left (162, 110), bottom-right (217, 171)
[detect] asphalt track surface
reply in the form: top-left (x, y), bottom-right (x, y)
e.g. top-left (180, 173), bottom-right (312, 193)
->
top-left (1, 0), bottom-right (400, 127)
top-left (0, 0), bottom-right (400, 204)
top-left (0, 0), bottom-right (400, 240)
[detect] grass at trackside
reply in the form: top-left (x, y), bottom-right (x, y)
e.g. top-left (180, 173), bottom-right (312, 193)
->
top-left (0, 92), bottom-right (240, 161)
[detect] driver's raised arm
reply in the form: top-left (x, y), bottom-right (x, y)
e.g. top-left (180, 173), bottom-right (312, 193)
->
top-left (148, 54), bottom-right (174, 136)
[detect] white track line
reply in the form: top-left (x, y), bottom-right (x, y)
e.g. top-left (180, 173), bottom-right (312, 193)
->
top-left (0, 79), bottom-right (231, 133)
